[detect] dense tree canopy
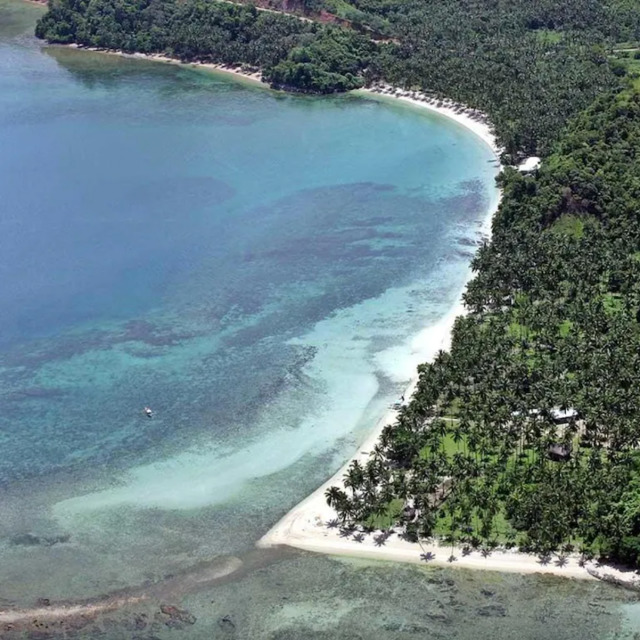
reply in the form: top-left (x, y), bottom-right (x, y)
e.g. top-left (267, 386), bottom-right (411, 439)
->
top-left (329, 87), bottom-right (640, 566)
top-left (36, 0), bottom-right (640, 156)
top-left (35, 0), bottom-right (373, 93)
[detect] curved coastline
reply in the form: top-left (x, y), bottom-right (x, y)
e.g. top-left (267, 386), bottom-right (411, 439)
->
top-left (62, 49), bottom-right (594, 581)
top-left (255, 91), bottom-right (638, 586)
top-left (256, 85), bottom-right (504, 560)
top-left (59, 44), bottom-right (268, 86)
top-left (255, 86), bottom-right (616, 582)
top-left (9, 35), bottom-right (626, 626)
top-left (2, 35), bottom-right (519, 626)
top-left (355, 83), bottom-right (503, 158)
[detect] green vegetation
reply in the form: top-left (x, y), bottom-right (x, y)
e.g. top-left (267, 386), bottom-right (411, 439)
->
top-left (551, 214), bottom-right (586, 239)
top-left (328, 88), bottom-right (640, 567)
top-left (35, 0), bottom-right (640, 158)
top-left (533, 29), bottom-right (564, 44)
top-left (35, 0), bottom-right (373, 93)
top-left (34, 0), bottom-right (640, 568)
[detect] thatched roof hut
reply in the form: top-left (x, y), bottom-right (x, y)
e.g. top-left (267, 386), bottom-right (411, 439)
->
top-left (403, 504), bottom-right (417, 522)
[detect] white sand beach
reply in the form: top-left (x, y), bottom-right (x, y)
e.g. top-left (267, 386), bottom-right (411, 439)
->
top-left (256, 88), bottom-right (624, 581)
top-left (255, 291), bottom-right (606, 580)
top-left (356, 83), bottom-right (503, 157)
top-left (255, 293), bottom-right (603, 580)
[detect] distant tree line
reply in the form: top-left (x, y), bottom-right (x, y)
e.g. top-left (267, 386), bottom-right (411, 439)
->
top-left (36, 0), bottom-right (640, 157)
top-left (35, 0), bottom-right (374, 94)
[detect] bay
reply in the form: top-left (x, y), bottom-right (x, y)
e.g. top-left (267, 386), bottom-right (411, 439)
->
top-left (0, 3), bottom-right (637, 639)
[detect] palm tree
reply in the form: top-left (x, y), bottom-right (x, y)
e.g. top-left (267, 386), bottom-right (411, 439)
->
top-left (325, 486), bottom-right (345, 509)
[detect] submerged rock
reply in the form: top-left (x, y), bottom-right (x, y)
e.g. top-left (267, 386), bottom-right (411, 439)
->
top-left (587, 566), bottom-right (640, 591)
top-left (425, 611), bottom-right (450, 623)
top-left (133, 613), bottom-right (148, 630)
top-left (383, 619), bottom-right (433, 633)
top-left (477, 604), bottom-right (507, 617)
top-left (11, 533), bottom-right (40, 546)
top-left (159, 604), bottom-right (197, 628)
top-left (11, 532), bottom-right (70, 547)
top-left (218, 614), bottom-right (236, 631)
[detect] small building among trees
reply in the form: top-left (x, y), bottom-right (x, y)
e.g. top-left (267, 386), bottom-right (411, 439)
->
top-left (551, 408), bottom-right (579, 424)
top-left (548, 442), bottom-right (572, 462)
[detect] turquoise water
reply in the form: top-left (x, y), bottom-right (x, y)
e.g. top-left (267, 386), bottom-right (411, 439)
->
top-left (0, 0), bottom-right (500, 602)
top-left (1, 4), bottom-right (635, 640)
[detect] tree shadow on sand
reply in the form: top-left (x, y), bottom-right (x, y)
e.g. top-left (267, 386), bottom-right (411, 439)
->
top-left (538, 553), bottom-right (552, 566)
top-left (373, 530), bottom-right (394, 547)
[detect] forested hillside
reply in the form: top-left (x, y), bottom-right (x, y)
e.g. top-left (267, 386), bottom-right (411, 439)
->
top-left (329, 87), bottom-right (640, 567)
top-left (35, 1), bottom-right (374, 93)
top-left (35, 0), bottom-right (640, 158)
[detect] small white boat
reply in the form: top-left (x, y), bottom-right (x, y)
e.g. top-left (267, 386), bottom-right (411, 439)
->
top-left (144, 406), bottom-right (153, 418)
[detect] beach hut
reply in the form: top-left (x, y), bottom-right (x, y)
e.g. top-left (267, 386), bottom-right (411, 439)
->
top-left (517, 156), bottom-right (541, 173)
top-left (548, 443), bottom-right (572, 462)
top-left (403, 503), bottom-right (417, 522)
top-left (551, 407), bottom-right (579, 424)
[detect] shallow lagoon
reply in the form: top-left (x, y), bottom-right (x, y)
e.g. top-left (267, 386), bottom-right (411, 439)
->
top-left (0, 3), bottom-right (636, 638)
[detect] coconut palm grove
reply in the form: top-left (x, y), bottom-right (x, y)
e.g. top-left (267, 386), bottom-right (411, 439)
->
top-left (36, 0), bottom-right (640, 567)
top-left (328, 90), bottom-right (640, 567)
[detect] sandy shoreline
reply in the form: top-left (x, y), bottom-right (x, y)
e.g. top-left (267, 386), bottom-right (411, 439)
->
top-left (255, 87), bottom-right (623, 582)
top-left (355, 83), bottom-right (503, 158)
top-left (35, 38), bottom-right (640, 585)
top-left (256, 84), bottom-right (505, 565)
top-left (254, 277), bottom-right (603, 579)
top-left (58, 47), bottom-right (501, 162)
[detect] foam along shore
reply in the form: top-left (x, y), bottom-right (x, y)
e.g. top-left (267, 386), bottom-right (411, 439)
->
top-left (63, 44), bottom-right (268, 86)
